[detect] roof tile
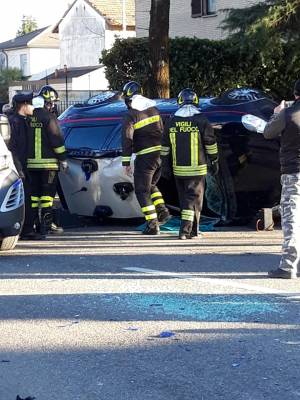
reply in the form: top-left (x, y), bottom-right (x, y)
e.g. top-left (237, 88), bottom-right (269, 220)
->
top-left (86, 0), bottom-right (135, 27)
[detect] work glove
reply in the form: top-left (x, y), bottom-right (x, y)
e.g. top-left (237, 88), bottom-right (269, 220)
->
top-left (59, 160), bottom-right (69, 173)
top-left (209, 158), bottom-right (219, 176)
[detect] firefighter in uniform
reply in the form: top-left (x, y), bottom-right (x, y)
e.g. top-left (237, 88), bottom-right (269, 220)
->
top-left (161, 89), bottom-right (219, 240)
top-left (121, 81), bottom-right (170, 235)
top-left (26, 87), bottom-right (68, 236)
top-left (8, 92), bottom-right (44, 240)
top-left (35, 86), bottom-right (65, 234)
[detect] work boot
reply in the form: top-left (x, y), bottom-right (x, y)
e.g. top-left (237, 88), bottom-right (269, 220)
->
top-left (157, 206), bottom-right (172, 225)
top-left (268, 268), bottom-right (297, 279)
top-left (40, 211), bottom-right (53, 236)
top-left (142, 220), bottom-right (160, 235)
top-left (178, 221), bottom-right (191, 240)
top-left (48, 223), bottom-right (64, 235)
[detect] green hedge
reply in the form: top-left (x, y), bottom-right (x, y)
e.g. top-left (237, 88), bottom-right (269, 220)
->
top-left (101, 37), bottom-right (300, 100)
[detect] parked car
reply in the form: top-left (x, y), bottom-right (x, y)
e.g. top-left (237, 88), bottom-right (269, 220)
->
top-left (58, 88), bottom-right (280, 224)
top-left (0, 115), bottom-right (24, 250)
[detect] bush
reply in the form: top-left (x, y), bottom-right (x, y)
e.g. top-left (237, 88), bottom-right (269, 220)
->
top-left (0, 68), bottom-right (22, 102)
top-left (101, 37), bottom-right (299, 100)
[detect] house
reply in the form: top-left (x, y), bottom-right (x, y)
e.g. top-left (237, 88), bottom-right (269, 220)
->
top-left (9, 0), bottom-right (136, 106)
top-left (53, 0), bottom-right (136, 68)
top-left (135, 0), bottom-right (258, 40)
top-left (0, 27), bottom-right (60, 77)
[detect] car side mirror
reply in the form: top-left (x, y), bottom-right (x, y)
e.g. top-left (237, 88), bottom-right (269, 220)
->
top-left (242, 114), bottom-right (267, 134)
top-left (0, 114), bottom-right (11, 145)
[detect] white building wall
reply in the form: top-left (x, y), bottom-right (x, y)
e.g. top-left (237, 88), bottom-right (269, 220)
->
top-left (6, 48), bottom-right (30, 76)
top-left (136, 0), bottom-right (259, 40)
top-left (29, 48), bottom-right (60, 76)
top-left (59, 0), bottom-right (106, 68)
top-left (105, 29), bottom-right (136, 51)
top-left (71, 66), bottom-right (109, 90)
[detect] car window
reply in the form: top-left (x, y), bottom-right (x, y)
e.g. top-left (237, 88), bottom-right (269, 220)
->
top-left (65, 124), bottom-right (121, 150)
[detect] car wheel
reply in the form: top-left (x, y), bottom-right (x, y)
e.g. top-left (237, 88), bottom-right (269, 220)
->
top-left (0, 235), bottom-right (19, 251)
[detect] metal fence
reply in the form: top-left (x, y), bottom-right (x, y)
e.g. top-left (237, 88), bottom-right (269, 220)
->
top-left (56, 90), bottom-right (100, 114)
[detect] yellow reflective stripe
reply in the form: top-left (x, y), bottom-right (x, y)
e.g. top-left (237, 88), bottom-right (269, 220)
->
top-left (31, 196), bottom-right (40, 201)
top-left (174, 165), bottom-right (207, 172)
top-left (136, 146), bottom-right (161, 156)
top-left (141, 205), bottom-right (156, 213)
top-left (122, 156), bottom-right (131, 162)
top-left (54, 145), bottom-right (66, 154)
top-left (170, 131), bottom-right (176, 166)
top-left (151, 192), bottom-right (162, 199)
top-left (153, 198), bottom-right (165, 206)
top-left (181, 210), bottom-right (195, 221)
top-left (27, 164), bottom-right (59, 170)
top-left (31, 203), bottom-right (39, 208)
top-left (182, 209), bottom-right (194, 215)
top-left (161, 146), bottom-right (170, 156)
top-left (205, 143), bottom-right (218, 155)
top-left (35, 128), bottom-right (42, 160)
top-left (27, 158), bottom-right (58, 164)
top-left (40, 202), bottom-right (52, 208)
top-left (40, 196), bottom-right (54, 202)
top-left (174, 170), bottom-right (207, 176)
top-left (133, 115), bottom-right (160, 130)
top-left (145, 213), bottom-right (158, 220)
top-left (191, 132), bottom-right (199, 166)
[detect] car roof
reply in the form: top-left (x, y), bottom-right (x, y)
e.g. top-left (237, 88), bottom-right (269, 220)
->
top-left (59, 92), bottom-right (277, 125)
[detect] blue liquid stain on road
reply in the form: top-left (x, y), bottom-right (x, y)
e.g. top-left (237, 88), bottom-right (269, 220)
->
top-left (101, 293), bottom-right (286, 322)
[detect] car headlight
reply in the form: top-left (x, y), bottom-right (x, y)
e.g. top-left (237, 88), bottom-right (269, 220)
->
top-left (0, 155), bottom-right (9, 171)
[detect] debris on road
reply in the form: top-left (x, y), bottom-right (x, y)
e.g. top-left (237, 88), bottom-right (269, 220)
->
top-left (159, 331), bottom-right (176, 338)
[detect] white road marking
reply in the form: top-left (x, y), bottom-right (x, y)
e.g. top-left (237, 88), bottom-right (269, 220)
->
top-left (123, 267), bottom-right (300, 298)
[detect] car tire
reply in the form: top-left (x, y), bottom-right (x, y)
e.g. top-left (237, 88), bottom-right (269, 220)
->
top-left (0, 235), bottom-right (19, 251)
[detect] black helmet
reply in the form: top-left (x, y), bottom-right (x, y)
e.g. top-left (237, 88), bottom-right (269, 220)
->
top-left (12, 91), bottom-right (33, 104)
top-left (177, 88), bottom-right (199, 107)
top-left (122, 81), bottom-right (142, 100)
top-left (38, 85), bottom-right (59, 102)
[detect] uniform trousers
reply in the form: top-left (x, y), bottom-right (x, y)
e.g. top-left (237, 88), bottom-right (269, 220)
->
top-left (134, 152), bottom-right (167, 224)
top-left (279, 173), bottom-right (300, 276)
top-left (175, 176), bottom-right (205, 236)
top-left (28, 170), bottom-right (58, 229)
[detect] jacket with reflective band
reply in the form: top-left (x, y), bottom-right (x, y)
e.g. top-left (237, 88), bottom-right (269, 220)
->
top-left (122, 106), bottom-right (163, 166)
top-left (161, 113), bottom-right (218, 178)
top-left (263, 99), bottom-right (300, 174)
top-left (27, 108), bottom-right (67, 170)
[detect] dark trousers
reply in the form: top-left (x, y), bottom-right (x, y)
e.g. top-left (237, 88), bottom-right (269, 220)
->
top-left (134, 152), bottom-right (166, 223)
top-left (22, 178), bottom-right (34, 235)
top-left (28, 170), bottom-right (58, 230)
top-left (175, 176), bottom-right (205, 235)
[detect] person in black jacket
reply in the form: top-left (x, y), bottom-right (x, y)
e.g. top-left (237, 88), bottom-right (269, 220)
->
top-left (263, 79), bottom-right (300, 279)
top-left (122, 81), bottom-right (170, 235)
top-left (8, 91), bottom-right (44, 240)
top-left (161, 89), bottom-right (219, 240)
top-left (25, 91), bottom-right (68, 236)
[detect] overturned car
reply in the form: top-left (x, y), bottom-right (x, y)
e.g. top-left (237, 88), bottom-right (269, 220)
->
top-left (0, 115), bottom-right (24, 250)
top-left (58, 88), bottom-right (280, 224)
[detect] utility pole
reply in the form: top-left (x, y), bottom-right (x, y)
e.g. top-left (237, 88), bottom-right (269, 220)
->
top-left (149, 0), bottom-right (170, 98)
top-left (64, 64), bottom-right (68, 108)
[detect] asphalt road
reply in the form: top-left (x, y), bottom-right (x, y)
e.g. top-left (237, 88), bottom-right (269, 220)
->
top-left (0, 226), bottom-right (300, 400)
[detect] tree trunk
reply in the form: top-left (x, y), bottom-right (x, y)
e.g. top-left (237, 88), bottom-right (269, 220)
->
top-left (149, 0), bottom-right (170, 98)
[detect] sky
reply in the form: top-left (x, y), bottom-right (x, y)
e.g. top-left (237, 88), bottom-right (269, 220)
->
top-left (0, 0), bottom-right (71, 42)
